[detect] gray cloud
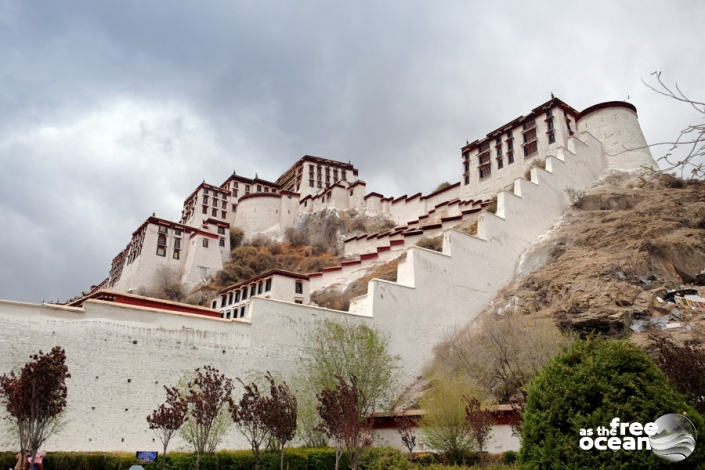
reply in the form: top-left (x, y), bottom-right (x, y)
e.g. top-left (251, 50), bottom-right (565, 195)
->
top-left (1, 0), bottom-right (704, 302)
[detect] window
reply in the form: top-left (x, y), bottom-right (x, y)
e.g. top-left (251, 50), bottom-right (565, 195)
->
top-left (202, 205), bottom-right (207, 214)
top-left (507, 129), bottom-right (513, 139)
top-left (245, 185), bottom-right (250, 192)
top-left (250, 285), bottom-right (256, 296)
top-left (257, 185), bottom-right (262, 192)
top-left (157, 235), bottom-right (167, 246)
top-left (257, 282), bottom-right (262, 294)
top-left (317, 182), bottom-right (322, 188)
top-left (175, 229), bottom-right (182, 236)
top-left (548, 133), bottom-right (556, 144)
top-left (478, 153), bottom-right (492, 179)
top-left (173, 249), bottom-right (180, 260)
top-left (203, 238), bottom-right (209, 248)
top-left (325, 176), bottom-right (330, 183)
top-left (295, 281), bottom-right (303, 294)
top-left (212, 198), bottom-right (218, 207)
top-left (233, 190), bottom-right (238, 197)
top-left (295, 300), bottom-right (303, 304)
top-left (212, 300), bottom-right (217, 309)
top-left (235, 291), bottom-right (240, 302)
top-left (233, 182), bottom-right (239, 189)
top-left (523, 117), bottom-right (536, 130)
top-left (212, 208), bottom-right (217, 217)
top-left (350, 190), bottom-right (353, 197)
top-left (156, 247), bottom-right (166, 257)
top-left (264, 187), bottom-right (269, 193)
top-left (546, 108), bottom-right (553, 118)
top-left (242, 288), bottom-right (248, 300)
top-left (495, 136), bottom-right (501, 145)
top-left (497, 157), bottom-right (504, 169)
top-left (342, 170), bottom-right (347, 180)
top-left (523, 128), bottom-right (537, 143)
top-left (309, 180), bottom-right (314, 187)
top-left (203, 196), bottom-right (209, 204)
top-left (172, 238), bottom-right (180, 249)
top-left (464, 162), bottom-right (469, 173)
top-left (158, 226), bottom-right (168, 234)
top-left (265, 278), bottom-right (272, 292)
top-left (228, 292), bottom-right (233, 305)
top-left (232, 204), bottom-right (237, 212)
top-left (524, 141), bottom-right (538, 157)
top-left (199, 267), bottom-right (208, 280)
top-left (204, 188), bottom-right (209, 195)
top-left (221, 211), bottom-right (226, 219)
top-left (464, 175), bottom-right (470, 185)
top-left (508, 152), bottom-right (514, 164)
top-left (221, 201), bottom-right (227, 209)
top-left (218, 226), bottom-right (225, 235)
top-left (507, 140), bottom-right (514, 151)
top-left (221, 296), bottom-right (226, 308)
top-left (547, 120), bottom-right (554, 131)
top-left (240, 306), bottom-right (246, 318)
top-left (219, 238), bottom-right (225, 247)
top-left (463, 151), bottom-right (470, 160)
top-left (479, 141), bottom-right (490, 152)
top-left (496, 145), bottom-right (502, 156)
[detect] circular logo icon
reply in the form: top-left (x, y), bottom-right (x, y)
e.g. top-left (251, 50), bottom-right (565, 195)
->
top-left (649, 414), bottom-right (697, 461)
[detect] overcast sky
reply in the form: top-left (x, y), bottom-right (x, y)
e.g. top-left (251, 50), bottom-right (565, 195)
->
top-left (1, 0), bottom-right (703, 303)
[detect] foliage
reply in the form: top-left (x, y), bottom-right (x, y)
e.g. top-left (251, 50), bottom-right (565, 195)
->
top-left (0, 448), bottom-right (451, 470)
top-left (416, 236), bottom-right (443, 252)
top-left (643, 72), bottom-right (705, 179)
top-left (137, 266), bottom-right (186, 302)
top-left (394, 412), bottom-right (417, 457)
top-left (519, 336), bottom-right (705, 469)
top-left (296, 319), bottom-right (400, 446)
top-left (502, 450), bottom-right (518, 464)
top-left (232, 378), bottom-right (269, 470)
top-left (433, 182), bottom-right (452, 193)
top-left (0, 346), bottom-right (70, 468)
top-left (431, 314), bottom-right (569, 403)
top-left (260, 372), bottom-right (298, 470)
top-left (180, 366), bottom-right (234, 470)
top-left (464, 398), bottom-right (493, 468)
top-left (229, 227), bottom-right (245, 249)
top-left (648, 334), bottom-right (705, 414)
top-left (146, 385), bottom-right (188, 470)
top-left (418, 375), bottom-right (477, 465)
top-left (285, 226), bottom-right (310, 247)
top-left (316, 375), bottom-right (374, 470)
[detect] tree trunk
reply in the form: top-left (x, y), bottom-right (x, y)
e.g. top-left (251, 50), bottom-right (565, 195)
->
top-left (280, 442), bottom-right (285, 470)
top-left (254, 446), bottom-right (260, 470)
top-left (162, 441), bottom-right (168, 470)
top-left (335, 446), bottom-right (342, 470)
top-left (195, 452), bottom-right (200, 470)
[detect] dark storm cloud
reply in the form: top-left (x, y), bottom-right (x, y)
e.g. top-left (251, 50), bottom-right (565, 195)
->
top-left (1, 0), bottom-right (704, 302)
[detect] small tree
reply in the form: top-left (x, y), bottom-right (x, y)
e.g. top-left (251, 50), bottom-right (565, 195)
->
top-left (0, 347), bottom-right (70, 469)
top-left (418, 375), bottom-right (475, 465)
top-left (180, 366), bottom-right (233, 470)
top-left (232, 379), bottom-right (269, 470)
top-left (147, 386), bottom-right (187, 470)
top-left (464, 397), bottom-right (493, 468)
top-left (394, 411), bottom-right (417, 460)
top-left (316, 375), bottom-right (374, 470)
top-left (296, 319), bottom-right (400, 442)
top-left (260, 372), bottom-right (298, 470)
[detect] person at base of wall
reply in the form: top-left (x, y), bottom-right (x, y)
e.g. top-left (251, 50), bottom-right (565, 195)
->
top-left (22, 451), bottom-right (45, 470)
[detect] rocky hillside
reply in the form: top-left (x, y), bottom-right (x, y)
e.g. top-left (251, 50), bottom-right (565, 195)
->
top-left (485, 173), bottom-right (705, 339)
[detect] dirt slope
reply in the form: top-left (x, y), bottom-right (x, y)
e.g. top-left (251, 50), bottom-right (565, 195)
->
top-left (484, 173), bottom-right (705, 340)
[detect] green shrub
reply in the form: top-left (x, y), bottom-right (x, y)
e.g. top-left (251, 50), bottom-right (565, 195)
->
top-left (358, 447), bottom-right (410, 470)
top-left (519, 337), bottom-right (705, 469)
top-left (502, 450), bottom-right (518, 464)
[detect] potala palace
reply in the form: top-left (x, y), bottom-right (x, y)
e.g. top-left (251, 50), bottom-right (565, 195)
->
top-left (0, 97), bottom-right (658, 452)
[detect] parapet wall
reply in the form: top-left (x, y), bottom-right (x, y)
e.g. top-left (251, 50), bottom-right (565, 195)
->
top-left (349, 132), bottom-right (607, 377)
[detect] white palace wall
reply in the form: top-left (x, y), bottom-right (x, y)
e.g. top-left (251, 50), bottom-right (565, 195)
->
top-left (0, 298), bottom-right (372, 452)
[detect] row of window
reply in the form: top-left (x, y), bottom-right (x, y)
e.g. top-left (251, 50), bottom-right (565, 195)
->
top-left (203, 188), bottom-right (227, 199)
top-left (221, 307), bottom-right (247, 319)
top-left (201, 206), bottom-right (228, 218)
top-left (214, 280), bottom-right (304, 310)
